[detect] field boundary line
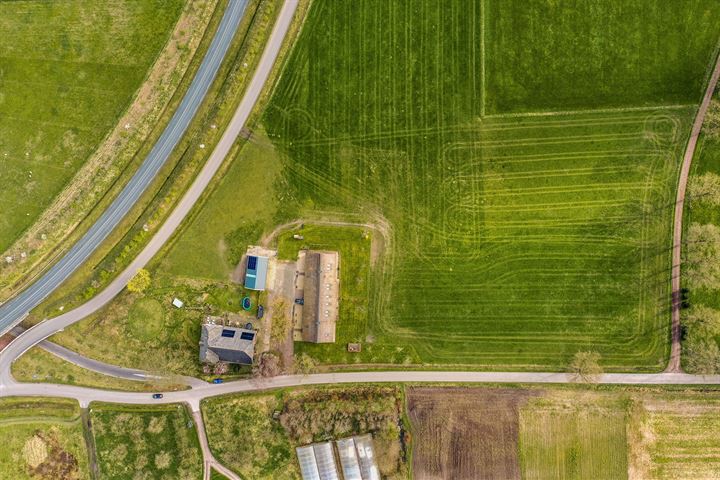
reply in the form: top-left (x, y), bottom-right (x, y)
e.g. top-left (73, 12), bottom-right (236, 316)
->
top-left (485, 104), bottom-right (693, 119)
top-left (480, 0), bottom-right (486, 117)
top-left (668, 50), bottom-right (720, 372)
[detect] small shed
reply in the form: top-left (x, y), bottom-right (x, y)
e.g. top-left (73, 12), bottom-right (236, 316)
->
top-left (244, 255), bottom-right (269, 291)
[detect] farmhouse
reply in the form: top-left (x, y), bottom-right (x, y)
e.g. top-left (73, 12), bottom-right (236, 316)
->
top-left (199, 324), bottom-right (255, 365)
top-left (244, 254), bottom-right (269, 291)
top-left (301, 250), bottom-right (340, 343)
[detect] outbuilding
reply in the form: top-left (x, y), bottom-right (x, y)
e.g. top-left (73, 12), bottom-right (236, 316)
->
top-left (244, 255), bottom-right (269, 291)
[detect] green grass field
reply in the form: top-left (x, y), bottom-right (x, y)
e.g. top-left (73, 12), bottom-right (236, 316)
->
top-left (634, 396), bottom-right (720, 479)
top-left (257, 0), bottom-right (718, 370)
top-left (519, 394), bottom-right (629, 479)
top-left (163, 128), bottom-right (284, 280)
top-left (90, 403), bottom-right (202, 479)
top-left (0, 397), bottom-right (89, 479)
top-left (484, 0), bottom-right (720, 113)
top-left (0, 0), bottom-right (184, 251)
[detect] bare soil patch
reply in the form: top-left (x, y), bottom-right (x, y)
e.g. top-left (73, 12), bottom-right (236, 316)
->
top-left (407, 387), bottom-right (540, 480)
top-left (0, 333), bottom-right (12, 352)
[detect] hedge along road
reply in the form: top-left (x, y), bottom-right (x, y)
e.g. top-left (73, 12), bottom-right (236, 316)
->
top-left (0, 0), bottom-right (301, 372)
top-left (0, 0), bottom-right (250, 337)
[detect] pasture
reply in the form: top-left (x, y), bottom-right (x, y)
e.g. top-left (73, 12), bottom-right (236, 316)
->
top-left (0, 0), bottom-right (183, 251)
top-left (0, 397), bottom-right (89, 479)
top-left (484, 0), bottom-right (720, 113)
top-left (519, 394), bottom-right (629, 479)
top-left (90, 403), bottom-right (202, 479)
top-left (633, 396), bottom-right (720, 479)
top-left (262, 0), bottom-right (706, 369)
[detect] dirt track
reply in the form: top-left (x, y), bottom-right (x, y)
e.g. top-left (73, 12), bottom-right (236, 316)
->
top-left (668, 53), bottom-right (720, 372)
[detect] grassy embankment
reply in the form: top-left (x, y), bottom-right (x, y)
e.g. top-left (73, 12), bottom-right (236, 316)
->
top-left (0, 397), bottom-right (89, 480)
top-left (0, 0), bottom-right (183, 254)
top-left (202, 386), bottom-right (409, 480)
top-left (27, 0), bottom-right (291, 381)
top-left (90, 403), bottom-right (202, 479)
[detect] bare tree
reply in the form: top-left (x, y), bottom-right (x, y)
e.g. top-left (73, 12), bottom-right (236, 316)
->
top-left (253, 352), bottom-right (281, 378)
top-left (569, 351), bottom-right (603, 383)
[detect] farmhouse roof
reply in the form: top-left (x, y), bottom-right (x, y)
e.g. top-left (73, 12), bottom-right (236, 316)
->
top-left (301, 251), bottom-right (340, 343)
top-left (199, 324), bottom-right (255, 365)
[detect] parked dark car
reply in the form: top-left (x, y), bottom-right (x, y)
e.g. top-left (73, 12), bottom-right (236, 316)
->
top-left (294, 298), bottom-right (304, 305)
top-left (152, 393), bottom-right (163, 399)
top-left (256, 305), bottom-right (264, 319)
top-left (212, 378), bottom-right (224, 384)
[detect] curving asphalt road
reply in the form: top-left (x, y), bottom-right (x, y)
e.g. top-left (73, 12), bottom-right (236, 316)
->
top-left (0, 0), bottom-right (300, 379)
top-left (0, 0), bottom-right (250, 337)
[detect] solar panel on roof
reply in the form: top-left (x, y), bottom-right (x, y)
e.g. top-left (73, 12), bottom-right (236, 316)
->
top-left (221, 329), bottom-right (236, 338)
top-left (240, 331), bottom-right (255, 341)
top-left (247, 255), bottom-right (257, 270)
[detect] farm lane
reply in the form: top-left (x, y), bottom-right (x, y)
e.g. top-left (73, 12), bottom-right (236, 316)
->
top-left (668, 49), bottom-right (720, 372)
top-left (0, 0), bottom-right (300, 379)
top-left (0, 0), bottom-right (252, 337)
top-left (192, 410), bottom-right (242, 480)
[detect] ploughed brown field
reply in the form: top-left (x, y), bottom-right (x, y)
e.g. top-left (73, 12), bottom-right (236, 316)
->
top-left (407, 387), bottom-right (540, 480)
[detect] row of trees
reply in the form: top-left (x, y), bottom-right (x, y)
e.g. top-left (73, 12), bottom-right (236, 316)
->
top-left (683, 305), bottom-right (720, 374)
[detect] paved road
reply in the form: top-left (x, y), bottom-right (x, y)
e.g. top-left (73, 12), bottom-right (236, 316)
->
top-left (2, 371), bottom-right (720, 412)
top-left (0, 0), bottom-right (299, 384)
top-left (10, 326), bottom-right (206, 388)
top-left (0, 0), bottom-right (250, 337)
top-left (667, 53), bottom-right (720, 372)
